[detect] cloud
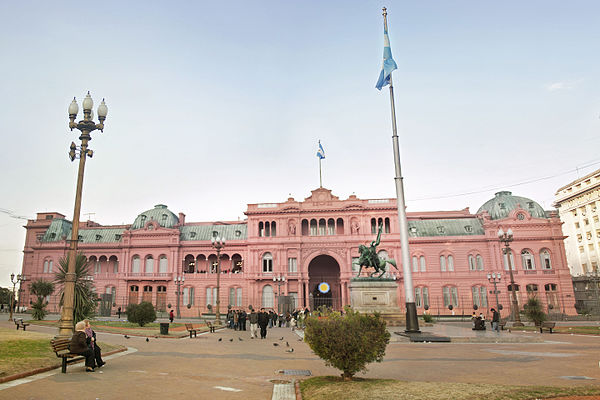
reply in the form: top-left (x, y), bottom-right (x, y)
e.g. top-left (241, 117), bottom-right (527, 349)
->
top-left (543, 79), bottom-right (583, 92)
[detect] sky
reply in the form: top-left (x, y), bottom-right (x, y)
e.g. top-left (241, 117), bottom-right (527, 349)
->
top-left (1, 1), bottom-right (599, 288)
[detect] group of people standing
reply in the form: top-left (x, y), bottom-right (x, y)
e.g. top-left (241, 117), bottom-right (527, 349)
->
top-left (471, 309), bottom-right (501, 332)
top-left (69, 319), bottom-right (106, 372)
top-left (226, 309), bottom-right (247, 331)
top-left (243, 307), bottom-right (310, 339)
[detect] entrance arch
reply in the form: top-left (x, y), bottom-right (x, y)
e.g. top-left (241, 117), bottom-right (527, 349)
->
top-left (308, 255), bottom-right (341, 310)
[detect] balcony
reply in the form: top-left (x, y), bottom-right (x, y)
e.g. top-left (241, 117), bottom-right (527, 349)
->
top-left (126, 272), bottom-right (172, 281)
top-left (542, 269), bottom-right (555, 274)
top-left (523, 270), bottom-right (538, 275)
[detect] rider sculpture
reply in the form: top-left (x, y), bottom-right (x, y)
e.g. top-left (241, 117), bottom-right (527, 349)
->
top-left (354, 225), bottom-right (399, 278)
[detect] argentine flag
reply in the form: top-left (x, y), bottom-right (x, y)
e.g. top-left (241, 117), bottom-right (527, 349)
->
top-left (316, 141), bottom-right (325, 159)
top-left (375, 27), bottom-right (397, 90)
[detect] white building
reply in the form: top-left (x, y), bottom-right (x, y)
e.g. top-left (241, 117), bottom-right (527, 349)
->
top-left (555, 169), bottom-right (600, 276)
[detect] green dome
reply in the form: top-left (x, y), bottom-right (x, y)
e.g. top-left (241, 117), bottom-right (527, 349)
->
top-left (477, 191), bottom-right (546, 220)
top-left (132, 204), bottom-right (179, 229)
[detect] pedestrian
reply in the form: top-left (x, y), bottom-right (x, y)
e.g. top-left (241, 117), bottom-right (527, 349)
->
top-left (227, 310), bottom-right (234, 329)
top-left (169, 309), bottom-right (174, 323)
top-left (117, 307), bottom-right (121, 319)
top-left (70, 321), bottom-right (96, 372)
top-left (258, 308), bottom-right (269, 339)
top-left (491, 308), bottom-right (500, 332)
top-left (239, 310), bottom-right (247, 331)
top-left (84, 319), bottom-right (105, 368)
top-left (233, 310), bottom-right (239, 331)
top-left (249, 308), bottom-right (259, 339)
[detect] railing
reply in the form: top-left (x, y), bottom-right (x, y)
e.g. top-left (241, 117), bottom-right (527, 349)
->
top-left (523, 270), bottom-right (538, 275)
top-left (542, 270), bottom-right (555, 274)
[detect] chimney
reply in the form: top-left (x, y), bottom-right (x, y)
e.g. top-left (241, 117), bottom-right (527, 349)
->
top-left (178, 212), bottom-right (186, 226)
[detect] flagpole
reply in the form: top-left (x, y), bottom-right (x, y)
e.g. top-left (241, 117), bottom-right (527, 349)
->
top-left (319, 157), bottom-right (323, 188)
top-left (382, 7), bottom-right (419, 333)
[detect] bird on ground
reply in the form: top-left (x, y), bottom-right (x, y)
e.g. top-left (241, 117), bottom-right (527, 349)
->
top-left (286, 348), bottom-right (294, 353)
top-left (273, 343), bottom-right (279, 346)
top-left (238, 337), bottom-right (243, 341)
top-left (286, 341), bottom-right (289, 347)
top-left (124, 335), bottom-right (130, 339)
top-left (297, 339), bottom-right (303, 342)
top-left (229, 338), bottom-right (234, 342)
top-left (146, 338), bottom-right (149, 342)
top-left (218, 338), bottom-right (222, 342)
top-left (279, 337), bottom-right (284, 340)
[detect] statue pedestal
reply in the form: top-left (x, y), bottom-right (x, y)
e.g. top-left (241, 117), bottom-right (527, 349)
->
top-left (349, 278), bottom-right (405, 326)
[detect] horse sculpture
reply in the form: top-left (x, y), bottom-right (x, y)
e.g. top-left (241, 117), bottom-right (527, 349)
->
top-left (354, 225), bottom-right (399, 278)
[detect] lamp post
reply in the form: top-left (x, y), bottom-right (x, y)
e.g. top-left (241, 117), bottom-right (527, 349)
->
top-left (211, 235), bottom-right (225, 325)
top-left (58, 92), bottom-right (108, 337)
top-left (9, 273), bottom-right (23, 321)
top-left (273, 275), bottom-right (286, 314)
top-left (497, 228), bottom-right (523, 326)
top-left (16, 274), bottom-right (27, 312)
top-left (487, 272), bottom-right (502, 315)
top-left (174, 275), bottom-right (185, 319)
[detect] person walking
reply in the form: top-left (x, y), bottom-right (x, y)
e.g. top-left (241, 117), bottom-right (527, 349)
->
top-left (249, 308), bottom-right (259, 339)
top-left (233, 310), bottom-right (239, 331)
top-left (117, 307), bottom-right (122, 319)
top-left (169, 309), bottom-right (174, 323)
top-left (239, 310), bottom-right (247, 331)
top-left (491, 308), bottom-right (500, 332)
top-left (258, 308), bottom-right (269, 339)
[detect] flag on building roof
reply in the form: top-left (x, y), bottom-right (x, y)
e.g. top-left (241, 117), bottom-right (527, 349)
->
top-left (316, 141), bottom-right (325, 159)
top-left (375, 27), bottom-right (397, 90)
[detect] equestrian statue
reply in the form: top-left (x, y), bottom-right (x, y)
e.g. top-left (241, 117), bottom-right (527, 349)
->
top-left (354, 225), bottom-right (399, 278)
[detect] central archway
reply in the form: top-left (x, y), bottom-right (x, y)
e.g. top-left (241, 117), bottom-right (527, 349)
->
top-left (308, 255), bottom-right (341, 310)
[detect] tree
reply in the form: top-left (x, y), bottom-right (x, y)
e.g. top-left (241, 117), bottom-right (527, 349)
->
top-left (304, 307), bottom-right (390, 380)
top-left (127, 302), bottom-right (157, 326)
top-left (524, 297), bottom-right (547, 326)
top-left (29, 279), bottom-right (55, 320)
top-left (0, 287), bottom-right (11, 305)
top-left (54, 252), bottom-right (97, 325)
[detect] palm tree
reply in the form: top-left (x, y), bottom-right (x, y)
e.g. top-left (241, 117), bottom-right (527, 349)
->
top-left (54, 252), bottom-right (97, 325)
top-left (29, 279), bottom-right (55, 320)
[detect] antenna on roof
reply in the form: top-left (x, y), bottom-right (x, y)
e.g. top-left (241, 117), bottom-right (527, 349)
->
top-left (83, 212), bottom-right (95, 221)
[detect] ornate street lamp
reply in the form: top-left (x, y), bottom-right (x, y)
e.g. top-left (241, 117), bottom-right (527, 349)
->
top-left (211, 235), bottom-right (225, 325)
top-left (497, 228), bottom-right (523, 326)
top-left (486, 272), bottom-right (502, 316)
top-left (174, 275), bottom-right (185, 319)
top-left (58, 92), bottom-right (108, 337)
top-left (16, 274), bottom-right (27, 311)
top-left (273, 275), bottom-right (286, 313)
top-left (9, 273), bottom-right (23, 321)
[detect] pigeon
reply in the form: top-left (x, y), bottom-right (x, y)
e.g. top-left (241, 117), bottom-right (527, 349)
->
top-left (273, 343), bottom-right (279, 346)
top-left (286, 341), bottom-right (289, 347)
top-left (229, 338), bottom-right (233, 342)
top-left (286, 348), bottom-right (294, 353)
top-left (218, 338), bottom-right (222, 342)
top-left (238, 337), bottom-right (243, 341)
top-left (279, 337), bottom-right (284, 340)
top-left (146, 338), bottom-right (149, 342)
top-left (124, 335), bottom-right (130, 339)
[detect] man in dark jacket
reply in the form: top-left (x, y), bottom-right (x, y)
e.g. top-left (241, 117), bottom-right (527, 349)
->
top-left (239, 310), bottom-right (247, 331)
top-left (491, 308), bottom-right (500, 332)
top-left (249, 309), bottom-right (259, 338)
top-left (258, 308), bottom-right (269, 339)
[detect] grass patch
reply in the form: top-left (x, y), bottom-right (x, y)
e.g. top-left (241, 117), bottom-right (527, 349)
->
top-left (300, 376), bottom-right (600, 400)
top-left (0, 327), bottom-right (123, 378)
top-left (513, 325), bottom-right (600, 335)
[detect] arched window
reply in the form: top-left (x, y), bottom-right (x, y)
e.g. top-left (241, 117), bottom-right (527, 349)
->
top-left (419, 256), bottom-right (426, 272)
top-left (468, 255), bottom-right (476, 271)
top-left (183, 287), bottom-right (195, 306)
top-left (336, 218), bottom-right (344, 234)
top-left (132, 256), bottom-right (141, 274)
top-left (440, 255), bottom-right (446, 271)
top-left (109, 256), bottom-right (118, 273)
top-left (159, 255), bottom-right (168, 273)
top-left (265, 221), bottom-right (271, 237)
top-left (521, 250), bottom-right (535, 270)
top-left (262, 252), bottom-right (273, 273)
top-left (384, 217), bottom-right (390, 233)
top-left (447, 255), bottom-right (454, 271)
top-left (540, 249), bottom-right (552, 269)
top-left (318, 219), bottom-right (326, 236)
top-left (471, 286), bottom-right (488, 308)
top-left (262, 285), bottom-right (274, 308)
top-left (503, 249), bottom-right (515, 270)
top-left (301, 219), bottom-right (309, 236)
top-left (442, 286), bottom-right (459, 308)
top-left (378, 218), bottom-right (383, 231)
top-left (526, 284), bottom-right (538, 298)
top-left (545, 283), bottom-right (559, 310)
top-left (412, 256), bottom-right (418, 272)
top-left (310, 219), bottom-right (317, 236)
top-left (371, 218), bottom-right (377, 234)
top-left (476, 255), bottom-right (484, 271)
top-left (145, 255), bottom-right (154, 274)
top-left (415, 286), bottom-right (429, 308)
top-left (327, 218), bottom-right (335, 235)
top-left (208, 255), bottom-right (218, 273)
top-left (271, 221), bottom-right (276, 237)
top-left (259, 221), bottom-right (264, 237)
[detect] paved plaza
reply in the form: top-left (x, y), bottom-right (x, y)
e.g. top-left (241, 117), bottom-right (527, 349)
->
top-left (1, 318), bottom-right (599, 399)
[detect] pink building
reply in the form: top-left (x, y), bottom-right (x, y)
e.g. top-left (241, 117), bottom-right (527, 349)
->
top-left (19, 188), bottom-right (576, 317)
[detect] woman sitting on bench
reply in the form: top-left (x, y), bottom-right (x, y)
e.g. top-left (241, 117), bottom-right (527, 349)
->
top-left (84, 319), bottom-right (105, 368)
top-left (70, 321), bottom-right (96, 372)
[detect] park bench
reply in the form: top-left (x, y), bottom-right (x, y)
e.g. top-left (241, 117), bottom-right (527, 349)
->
top-left (50, 337), bottom-right (81, 373)
top-left (205, 320), bottom-right (215, 333)
top-left (499, 321), bottom-right (507, 330)
top-left (539, 321), bottom-right (555, 333)
top-left (185, 323), bottom-right (197, 338)
top-left (14, 318), bottom-right (30, 331)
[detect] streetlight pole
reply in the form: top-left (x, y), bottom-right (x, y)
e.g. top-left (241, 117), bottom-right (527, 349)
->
top-left (175, 275), bottom-right (185, 319)
top-left (273, 275), bottom-right (286, 314)
top-left (58, 92), bottom-right (108, 337)
top-left (497, 228), bottom-right (523, 326)
top-left (9, 273), bottom-right (23, 321)
top-left (16, 275), bottom-right (27, 312)
top-left (211, 235), bottom-right (225, 325)
top-left (487, 272), bottom-right (502, 315)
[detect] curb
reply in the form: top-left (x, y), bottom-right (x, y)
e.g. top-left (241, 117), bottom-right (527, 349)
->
top-left (295, 380), bottom-right (302, 400)
top-left (0, 347), bottom-right (127, 384)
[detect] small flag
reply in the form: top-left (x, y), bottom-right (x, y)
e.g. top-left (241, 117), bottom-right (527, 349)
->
top-left (375, 27), bottom-right (397, 90)
top-left (316, 141), bottom-right (325, 159)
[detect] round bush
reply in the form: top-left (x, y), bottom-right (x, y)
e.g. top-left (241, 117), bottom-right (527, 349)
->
top-left (127, 302), bottom-right (157, 326)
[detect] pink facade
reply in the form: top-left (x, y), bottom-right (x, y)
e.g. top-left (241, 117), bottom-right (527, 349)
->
top-left (19, 188), bottom-right (576, 317)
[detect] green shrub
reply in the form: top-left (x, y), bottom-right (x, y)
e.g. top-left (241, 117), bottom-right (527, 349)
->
top-left (524, 297), bottom-right (547, 326)
top-left (304, 307), bottom-right (390, 380)
top-left (422, 313), bottom-right (434, 323)
top-left (126, 302), bottom-right (157, 326)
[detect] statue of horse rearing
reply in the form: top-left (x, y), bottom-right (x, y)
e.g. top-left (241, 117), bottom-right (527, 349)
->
top-left (354, 225), bottom-right (399, 278)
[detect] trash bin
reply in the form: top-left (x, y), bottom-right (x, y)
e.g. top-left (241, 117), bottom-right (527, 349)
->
top-left (160, 322), bottom-right (169, 335)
